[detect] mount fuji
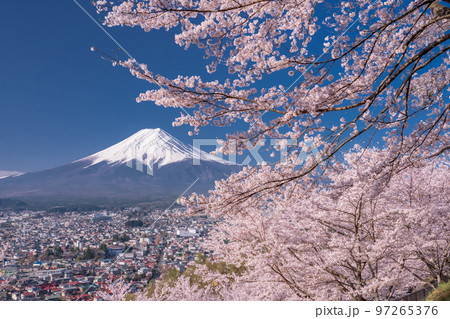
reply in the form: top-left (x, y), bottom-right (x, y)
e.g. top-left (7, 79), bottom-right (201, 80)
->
top-left (0, 129), bottom-right (239, 207)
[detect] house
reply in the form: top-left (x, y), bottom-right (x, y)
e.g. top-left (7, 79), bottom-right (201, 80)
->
top-left (45, 294), bottom-right (61, 301)
top-left (21, 291), bottom-right (36, 301)
top-left (107, 245), bottom-right (124, 256)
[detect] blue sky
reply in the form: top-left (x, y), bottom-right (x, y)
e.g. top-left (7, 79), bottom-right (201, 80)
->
top-left (0, 1), bottom-right (417, 173)
top-left (0, 0), bottom-right (234, 172)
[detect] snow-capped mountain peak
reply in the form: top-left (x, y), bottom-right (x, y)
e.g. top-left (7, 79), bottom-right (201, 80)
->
top-left (0, 170), bottom-right (24, 180)
top-left (77, 128), bottom-right (233, 168)
top-left (0, 129), bottom-right (240, 205)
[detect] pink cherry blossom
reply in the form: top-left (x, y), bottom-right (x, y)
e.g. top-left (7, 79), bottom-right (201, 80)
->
top-left (91, 1), bottom-right (450, 301)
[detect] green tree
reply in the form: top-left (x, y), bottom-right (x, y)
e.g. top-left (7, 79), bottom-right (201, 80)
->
top-left (113, 233), bottom-right (130, 242)
top-left (126, 220), bottom-right (144, 227)
top-left (81, 246), bottom-right (95, 260)
top-left (100, 243), bottom-right (108, 255)
top-left (54, 246), bottom-right (63, 258)
top-left (427, 282), bottom-right (450, 301)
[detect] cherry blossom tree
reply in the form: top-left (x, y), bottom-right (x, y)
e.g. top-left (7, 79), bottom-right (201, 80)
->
top-left (96, 148), bottom-right (448, 301)
top-left (98, 272), bottom-right (217, 301)
top-left (93, 0), bottom-right (449, 209)
top-left (138, 275), bottom-right (216, 301)
top-left (96, 278), bottom-right (133, 301)
top-left (386, 158), bottom-right (450, 288)
top-left (196, 148), bottom-right (449, 300)
top-left (91, 0), bottom-right (449, 301)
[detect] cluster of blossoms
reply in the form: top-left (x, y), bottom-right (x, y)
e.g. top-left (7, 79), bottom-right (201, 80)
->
top-left (101, 148), bottom-right (449, 301)
top-left (94, 0), bottom-right (449, 205)
top-left (92, 0), bottom-right (449, 301)
top-left (197, 147), bottom-right (449, 301)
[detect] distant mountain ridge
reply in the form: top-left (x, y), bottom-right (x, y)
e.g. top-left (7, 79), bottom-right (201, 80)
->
top-left (0, 170), bottom-right (23, 180)
top-left (0, 129), bottom-right (239, 206)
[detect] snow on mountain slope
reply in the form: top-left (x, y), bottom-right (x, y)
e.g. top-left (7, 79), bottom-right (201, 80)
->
top-left (0, 129), bottom-right (240, 205)
top-left (0, 170), bottom-right (23, 180)
top-left (76, 128), bottom-right (234, 168)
